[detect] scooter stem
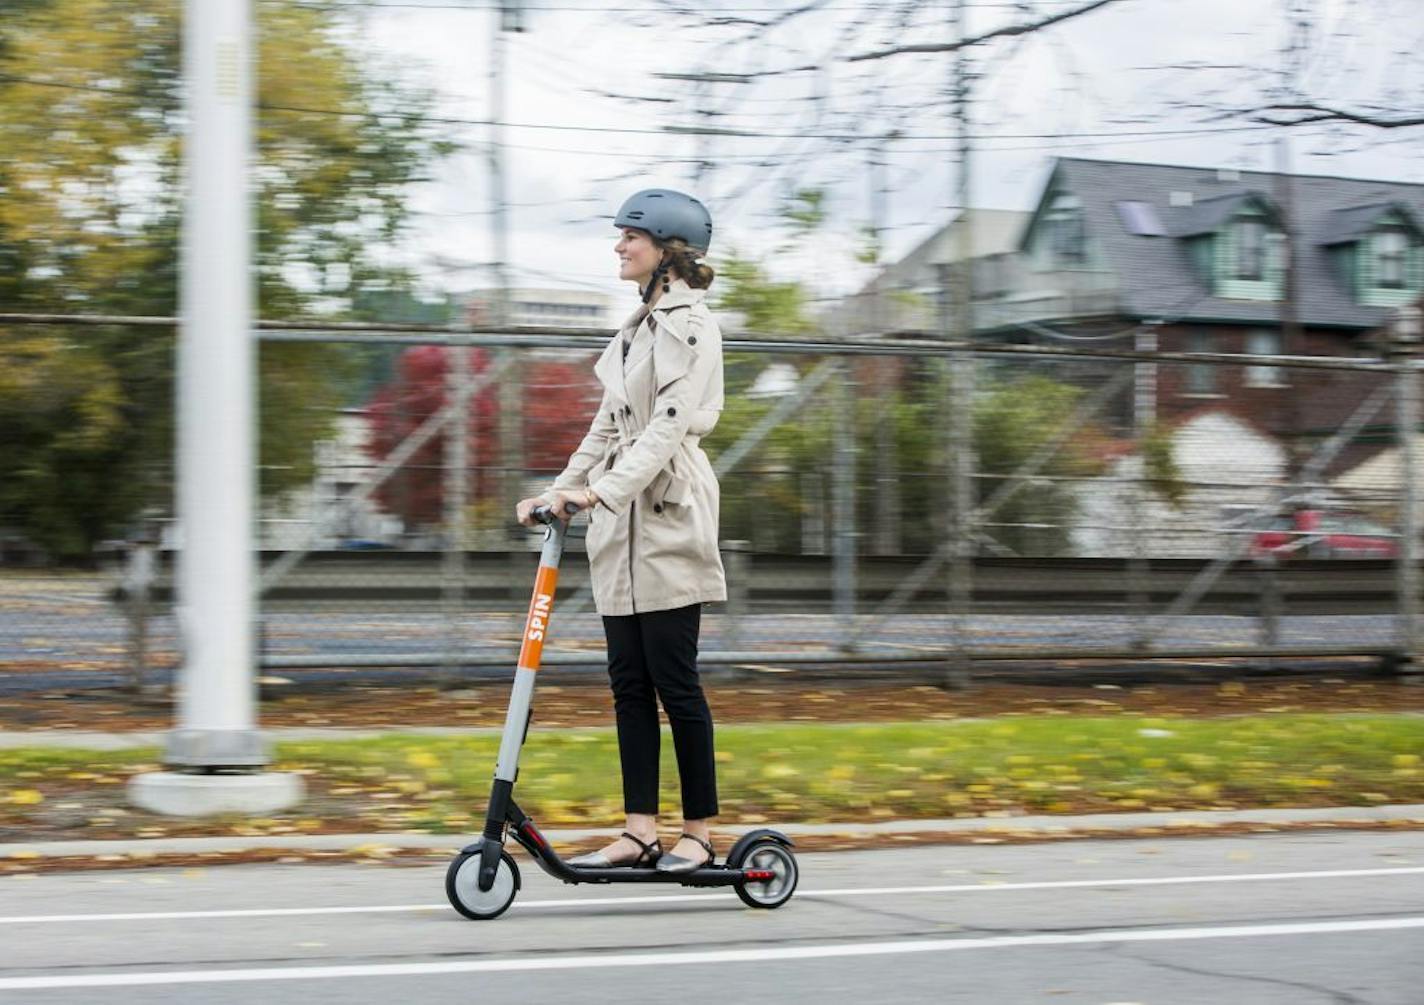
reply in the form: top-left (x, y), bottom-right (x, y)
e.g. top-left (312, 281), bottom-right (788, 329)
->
top-left (478, 509), bottom-right (571, 892)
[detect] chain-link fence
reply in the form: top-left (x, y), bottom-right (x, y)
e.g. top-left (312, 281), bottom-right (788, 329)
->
top-left (4, 319), bottom-right (1421, 687)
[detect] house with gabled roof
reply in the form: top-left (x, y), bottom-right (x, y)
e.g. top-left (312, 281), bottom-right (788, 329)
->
top-left (835, 208), bottom-right (1030, 336)
top-left (996, 157), bottom-right (1423, 332)
top-left (981, 157), bottom-right (1424, 474)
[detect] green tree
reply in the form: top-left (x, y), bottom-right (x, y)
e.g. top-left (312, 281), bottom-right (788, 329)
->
top-left (971, 375), bottom-right (1107, 555)
top-left (778, 187), bottom-right (827, 240)
top-left (708, 238), bottom-right (823, 549)
top-left (714, 254), bottom-right (816, 337)
top-left (710, 363), bottom-right (1105, 555)
top-left (0, 0), bottom-right (447, 556)
top-left (705, 198), bottom-right (1101, 556)
top-left (0, 334), bottom-right (131, 556)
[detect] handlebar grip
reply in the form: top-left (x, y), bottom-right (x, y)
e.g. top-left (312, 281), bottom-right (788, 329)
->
top-left (530, 500), bottom-right (582, 525)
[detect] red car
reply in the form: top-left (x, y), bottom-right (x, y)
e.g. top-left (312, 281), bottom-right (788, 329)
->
top-left (1252, 509), bottom-right (1398, 559)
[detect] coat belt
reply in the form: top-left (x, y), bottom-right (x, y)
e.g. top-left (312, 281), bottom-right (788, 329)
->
top-left (606, 434), bottom-right (701, 476)
top-left (611, 432), bottom-right (700, 454)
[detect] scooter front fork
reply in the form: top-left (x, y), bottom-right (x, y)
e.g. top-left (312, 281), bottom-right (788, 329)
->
top-left (477, 778), bottom-right (516, 892)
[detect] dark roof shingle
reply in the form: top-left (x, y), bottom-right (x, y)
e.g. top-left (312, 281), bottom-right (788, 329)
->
top-left (1053, 157), bottom-right (1424, 329)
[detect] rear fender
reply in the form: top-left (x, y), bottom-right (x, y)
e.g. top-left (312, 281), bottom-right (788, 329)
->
top-left (726, 828), bottom-right (795, 867)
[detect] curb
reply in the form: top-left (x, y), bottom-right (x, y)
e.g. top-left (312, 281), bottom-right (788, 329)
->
top-left (0, 727), bottom-right (508, 751)
top-left (4, 804), bottom-right (1423, 860)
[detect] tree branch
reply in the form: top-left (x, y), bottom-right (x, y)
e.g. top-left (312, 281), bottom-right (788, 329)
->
top-left (1252, 102), bottom-right (1424, 128)
top-left (848, 0), bottom-right (1127, 63)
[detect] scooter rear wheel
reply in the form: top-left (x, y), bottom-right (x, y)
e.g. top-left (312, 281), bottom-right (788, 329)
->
top-left (446, 847), bottom-right (520, 920)
top-left (734, 840), bottom-right (798, 909)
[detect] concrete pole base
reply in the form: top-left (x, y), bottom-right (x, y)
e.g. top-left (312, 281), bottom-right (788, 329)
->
top-left (127, 772), bottom-right (305, 817)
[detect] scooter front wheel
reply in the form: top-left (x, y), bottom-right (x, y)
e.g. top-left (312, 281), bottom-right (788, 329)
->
top-left (734, 839), bottom-right (798, 910)
top-left (446, 847), bottom-right (520, 920)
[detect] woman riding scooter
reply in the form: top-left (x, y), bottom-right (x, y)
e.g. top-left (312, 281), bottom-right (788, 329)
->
top-left (516, 188), bottom-right (726, 874)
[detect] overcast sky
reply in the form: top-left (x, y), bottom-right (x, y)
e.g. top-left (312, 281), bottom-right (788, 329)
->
top-left (334, 0), bottom-right (1424, 307)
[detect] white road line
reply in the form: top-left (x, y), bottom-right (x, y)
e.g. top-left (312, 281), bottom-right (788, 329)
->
top-left (2, 865), bottom-right (1422, 926)
top-left (2, 916), bottom-right (1422, 990)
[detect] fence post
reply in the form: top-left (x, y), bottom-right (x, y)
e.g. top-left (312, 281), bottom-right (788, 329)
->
top-left (1129, 325), bottom-right (1158, 650)
top-left (945, 348), bottom-right (975, 689)
top-left (443, 340), bottom-right (472, 682)
top-left (1256, 552), bottom-right (1281, 668)
top-left (722, 540), bottom-right (749, 657)
top-left (871, 358), bottom-right (901, 555)
top-left (499, 346), bottom-right (525, 601)
top-left (802, 471), bottom-right (825, 554)
top-left (123, 536), bottom-right (156, 694)
top-left (833, 360), bottom-right (859, 649)
top-left (1392, 305), bottom-right (1422, 683)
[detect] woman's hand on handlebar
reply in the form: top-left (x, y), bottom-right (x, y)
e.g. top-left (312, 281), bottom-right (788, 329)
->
top-left (515, 496), bottom-right (549, 527)
top-left (550, 489), bottom-right (596, 521)
top-left (515, 490), bottom-right (598, 527)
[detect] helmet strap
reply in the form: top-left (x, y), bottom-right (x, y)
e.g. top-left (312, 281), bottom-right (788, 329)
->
top-left (640, 254), bottom-right (672, 304)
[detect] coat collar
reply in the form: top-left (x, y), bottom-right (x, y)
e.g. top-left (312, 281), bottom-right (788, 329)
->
top-left (650, 277), bottom-right (705, 314)
top-left (599, 279), bottom-right (705, 406)
top-left (615, 277), bottom-right (705, 330)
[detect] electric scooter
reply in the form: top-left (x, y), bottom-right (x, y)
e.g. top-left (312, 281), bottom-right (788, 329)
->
top-left (445, 503), bottom-right (799, 921)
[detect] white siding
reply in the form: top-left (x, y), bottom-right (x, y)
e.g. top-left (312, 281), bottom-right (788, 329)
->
top-left (1071, 412), bottom-right (1286, 557)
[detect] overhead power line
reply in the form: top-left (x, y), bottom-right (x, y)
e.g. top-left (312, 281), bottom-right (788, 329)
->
top-left (0, 73), bottom-right (1277, 144)
top-left (266, 1), bottom-right (1091, 10)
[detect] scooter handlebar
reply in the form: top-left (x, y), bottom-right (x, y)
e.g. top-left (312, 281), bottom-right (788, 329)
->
top-left (530, 501), bottom-right (582, 525)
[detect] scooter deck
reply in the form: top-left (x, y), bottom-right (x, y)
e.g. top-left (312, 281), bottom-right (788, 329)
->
top-left (548, 865), bottom-right (750, 887)
top-left (501, 811), bottom-right (776, 888)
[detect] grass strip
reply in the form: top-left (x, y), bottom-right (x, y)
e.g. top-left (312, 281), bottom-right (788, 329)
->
top-left (4, 714), bottom-right (1421, 833)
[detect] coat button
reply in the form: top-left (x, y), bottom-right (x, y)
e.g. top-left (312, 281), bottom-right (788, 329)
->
top-left (667, 406), bottom-right (677, 417)
top-left (623, 405), bottom-right (630, 415)
top-left (688, 336), bottom-right (697, 345)
top-left (610, 411), bottom-right (616, 421)
top-left (653, 503), bottom-right (663, 514)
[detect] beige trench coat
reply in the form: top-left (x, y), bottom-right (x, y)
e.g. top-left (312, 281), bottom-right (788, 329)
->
top-left (541, 278), bottom-right (727, 616)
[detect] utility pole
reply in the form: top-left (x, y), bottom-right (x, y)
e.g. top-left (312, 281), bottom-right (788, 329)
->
top-left (833, 361), bottom-right (858, 648)
top-left (493, 2), bottom-right (525, 593)
top-left (870, 133), bottom-right (901, 555)
top-left (490, 1), bottom-right (519, 326)
top-left (1276, 0), bottom-right (1308, 480)
top-left (1392, 305), bottom-right (1422, 684)
top-left (945, 0), bottom-right (975, 689)
top-left (129, 0), bottom-right (301, 816)
top-left (1130, 322), bottom-right (1160, 650)
top-left (444, 338), bottom-right (471, 680)
top-left (654, 71), bottom-right (752, 195)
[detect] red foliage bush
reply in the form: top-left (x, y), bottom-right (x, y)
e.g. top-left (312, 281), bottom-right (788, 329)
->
top-left (362, 346), bottom-right (601, 527)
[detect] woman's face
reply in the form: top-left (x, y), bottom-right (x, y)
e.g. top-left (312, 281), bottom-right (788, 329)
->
top-left (615, 227), bottom-right (662, 286)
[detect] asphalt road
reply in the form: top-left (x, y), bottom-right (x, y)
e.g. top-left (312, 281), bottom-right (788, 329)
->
top-left (1, 831), bottom-right (1420, 1004)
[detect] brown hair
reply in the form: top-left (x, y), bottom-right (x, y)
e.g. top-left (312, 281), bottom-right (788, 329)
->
top-left (659, 237), bottom-right (715, 289)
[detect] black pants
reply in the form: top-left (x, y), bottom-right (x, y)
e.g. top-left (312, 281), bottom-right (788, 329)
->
top-left (602, 603), bottom-right (719, 820)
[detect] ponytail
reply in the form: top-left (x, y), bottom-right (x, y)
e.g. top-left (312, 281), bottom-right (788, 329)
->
top-left (660, 238), bottom-right (715, 289)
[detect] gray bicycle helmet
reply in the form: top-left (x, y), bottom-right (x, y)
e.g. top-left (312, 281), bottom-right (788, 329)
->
top-left (614, 189), bottom-right (713, 253)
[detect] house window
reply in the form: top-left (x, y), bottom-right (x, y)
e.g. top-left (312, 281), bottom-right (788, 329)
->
top-left (1245, 329), bottom-right (1285, 388)
top-left (1116, 200), bottom-right (1166, 237)
top-left (1045, 194), bottom-right (1085, 266)
top-left (1236, 218), bottom-right (1266, 281)
top-left (1377, 226), bottom-right (1409, 289)
top-left (1186, 331), bottom-right (1216, 395)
